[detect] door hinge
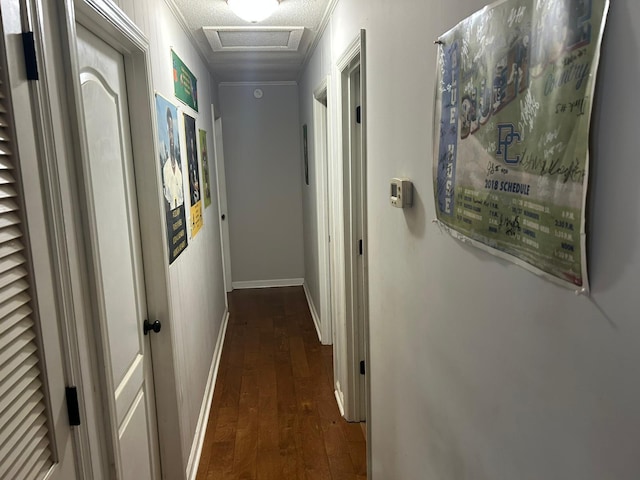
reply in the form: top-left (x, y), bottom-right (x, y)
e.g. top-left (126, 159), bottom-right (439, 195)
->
top-left (358, 239), bottom-right (363, 255)
top-left (22, 32), bottom-right (39, 81)
top-left (359, 360), bottom-right (365, 375)
top-left (356, 105), bottom-right (361, 124)
top-left (65, 386), bottom-right (81, 426)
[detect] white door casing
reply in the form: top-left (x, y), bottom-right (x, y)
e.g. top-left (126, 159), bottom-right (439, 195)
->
top-left (213, 115), bottom-right (232, 294)
top-left (76, 24), bottom-right (160, 480)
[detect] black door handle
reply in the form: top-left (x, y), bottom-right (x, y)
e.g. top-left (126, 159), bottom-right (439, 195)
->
top-left (143, 319), bottom-right (161, 335)
top-left (221, 214), bottom-right (226, 220)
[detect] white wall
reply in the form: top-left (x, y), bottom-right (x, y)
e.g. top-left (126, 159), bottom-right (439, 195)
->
top-left (219, 83), bottom-right (305, 285)
top-left (299, 1), bottom-right (640, 479)
top-left (92, 0), bottom-right (227, 475)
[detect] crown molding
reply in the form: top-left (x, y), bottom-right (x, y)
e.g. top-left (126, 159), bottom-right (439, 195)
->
top-left (163, 0), bottom-right (217, 79)
top-left (299, 0), bottom-right (339, 78)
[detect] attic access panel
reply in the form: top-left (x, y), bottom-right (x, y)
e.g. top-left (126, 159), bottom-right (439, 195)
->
top-left (203, 26), bottom-right (305, 52)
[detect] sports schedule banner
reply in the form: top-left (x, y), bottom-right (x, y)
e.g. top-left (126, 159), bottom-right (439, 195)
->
top-left (433, 0), bottom-right (608, 289)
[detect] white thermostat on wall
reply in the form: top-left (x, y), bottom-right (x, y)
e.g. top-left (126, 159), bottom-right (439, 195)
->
top-left (390, 178), bottom-right (413, 208)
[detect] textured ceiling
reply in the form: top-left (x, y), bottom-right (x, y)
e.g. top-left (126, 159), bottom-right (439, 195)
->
top-left (170, 0), bottom-right (336, 82)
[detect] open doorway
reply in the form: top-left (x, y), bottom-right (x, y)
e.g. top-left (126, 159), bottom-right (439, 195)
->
top-left (313, 77), bottom-right (333, 346)
top-left (331, 30), bottom-right (369, 426)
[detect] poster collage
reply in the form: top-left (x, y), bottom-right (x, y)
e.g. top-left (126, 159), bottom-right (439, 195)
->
top-left (434, 0), bottom-right (608, 289)
top-left (156, 50), bottom-right (212, 264)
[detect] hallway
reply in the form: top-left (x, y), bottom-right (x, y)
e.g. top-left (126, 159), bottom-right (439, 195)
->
top-left (196, 287), bottom-right (367, 479)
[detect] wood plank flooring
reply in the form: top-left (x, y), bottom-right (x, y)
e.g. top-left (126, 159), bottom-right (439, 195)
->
top-left (196, 287), bottom-right (367, 480)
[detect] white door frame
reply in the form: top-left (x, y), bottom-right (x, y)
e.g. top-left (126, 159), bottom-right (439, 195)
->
top-left (313, 76), bottom-right (333, 346)
top-left (212, 110), bottom-right (233, 295)
top-left (331, 30), bottom-right (370, 425)
top-left (57, 1), bottom-right (185, 478)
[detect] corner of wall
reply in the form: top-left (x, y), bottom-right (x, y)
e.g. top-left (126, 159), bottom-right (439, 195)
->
top-left (303, 282), bottom-right (322, 342)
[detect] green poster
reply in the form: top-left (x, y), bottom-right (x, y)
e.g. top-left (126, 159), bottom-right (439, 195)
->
top-left (172, 50), bottom-right (198, 111)
top-left (433, 0), bottom-right (609, 290)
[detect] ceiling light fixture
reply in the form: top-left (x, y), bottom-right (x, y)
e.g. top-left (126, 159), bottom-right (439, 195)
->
top-left (227, 0), bottom-right (279, 23)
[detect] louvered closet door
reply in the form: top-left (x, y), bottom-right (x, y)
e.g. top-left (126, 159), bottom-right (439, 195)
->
top-left (0, 61), bottom-right (55, 480)
top-left (0, 3), bottom-right (78, 479)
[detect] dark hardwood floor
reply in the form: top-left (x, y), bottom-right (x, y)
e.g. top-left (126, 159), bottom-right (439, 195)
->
top-left (196, 287), bottom-right (367, 480)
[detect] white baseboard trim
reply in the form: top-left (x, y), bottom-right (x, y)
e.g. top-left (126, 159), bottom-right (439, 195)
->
top-left (334, 383), bottom-right (345, 417)
top-left (186, 308), bottom-right (230, 480)
top-left (232, 278), bottom-right (304, 289)
top-left (303, 283), bottom-right (322, 343)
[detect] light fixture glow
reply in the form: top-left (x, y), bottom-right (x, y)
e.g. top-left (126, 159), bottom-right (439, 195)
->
top-left (227, 0), bottom-right (279, 23)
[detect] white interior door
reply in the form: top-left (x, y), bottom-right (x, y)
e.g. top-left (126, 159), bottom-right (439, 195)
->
top-left (334, 30), bottom-right (369, 423)
top-left (213, 115), bottom-right (232, 293)
top-left (350, 65), bottom-right (367, 418)
top-left (76, 25), bottom-right (159, 480)
top-left (344, 59), bottom-right (367, 420)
